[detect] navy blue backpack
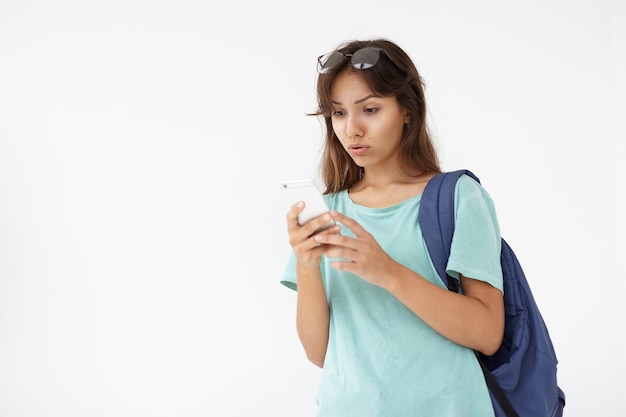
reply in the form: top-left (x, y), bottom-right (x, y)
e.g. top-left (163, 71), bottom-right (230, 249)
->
top-left (418, 170), bottom-right (566, 417)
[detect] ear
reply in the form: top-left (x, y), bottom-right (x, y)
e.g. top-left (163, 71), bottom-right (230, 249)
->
top-left (404, 110), bottom-right (410, 125)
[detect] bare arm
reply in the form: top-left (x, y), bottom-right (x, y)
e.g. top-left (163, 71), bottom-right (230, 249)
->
top-left (295, 263), bottom-right (329, 367)
top-left (384, 266), bottom-right (504, 355)
top-left (316, 211), bottom-right (504, 356)
top-left (286, 203), bottom-right (340, 367)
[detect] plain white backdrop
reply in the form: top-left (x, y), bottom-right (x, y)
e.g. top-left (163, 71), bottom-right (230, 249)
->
top-left (0, 0), bottom-right (624, 416)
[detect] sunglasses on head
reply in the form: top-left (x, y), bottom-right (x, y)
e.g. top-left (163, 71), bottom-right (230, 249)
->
top-left (316, 47), bottom-right (392, 74)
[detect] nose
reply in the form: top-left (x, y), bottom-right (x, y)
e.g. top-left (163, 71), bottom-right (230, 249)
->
top-left (345, 114), bottom-right (363, 138)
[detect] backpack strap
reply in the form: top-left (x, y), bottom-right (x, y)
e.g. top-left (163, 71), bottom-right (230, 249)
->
top-left (418, 169), bottom-right (479, 291)
top-left (477, 352), bottom-right (520, 417)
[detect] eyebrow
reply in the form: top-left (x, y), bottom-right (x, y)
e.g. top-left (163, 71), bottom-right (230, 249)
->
top-left (331, 94), bottom-right (379, 105)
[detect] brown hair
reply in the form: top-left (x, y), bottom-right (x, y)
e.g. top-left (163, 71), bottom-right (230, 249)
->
top-left (312, 39), bottom-right (441, 194)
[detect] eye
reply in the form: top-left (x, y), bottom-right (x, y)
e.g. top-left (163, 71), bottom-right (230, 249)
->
top-left (331, 109), bottom-right (345, 117)
top-left (364, 107), bottom-right (379, 114)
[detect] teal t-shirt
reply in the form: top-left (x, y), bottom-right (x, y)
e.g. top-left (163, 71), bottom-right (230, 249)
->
top-left (281, 175), bottom-right (503, 417)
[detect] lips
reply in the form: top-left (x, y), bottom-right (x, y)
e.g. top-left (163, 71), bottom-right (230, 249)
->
top-left (348, 144), bottom-right (369, 156)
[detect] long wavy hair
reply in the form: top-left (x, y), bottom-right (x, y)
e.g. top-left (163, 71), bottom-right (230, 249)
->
top-left (312, 38), bottom-right (441, 194)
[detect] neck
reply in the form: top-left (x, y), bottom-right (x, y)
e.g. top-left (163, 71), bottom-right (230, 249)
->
top-left (356, 167), bottom-right (429, 190)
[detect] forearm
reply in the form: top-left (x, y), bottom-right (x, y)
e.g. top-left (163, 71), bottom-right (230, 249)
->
top-left (384, 263), bottom-right (504, 355)
top-left (295, 263), bottom-right (330, 368)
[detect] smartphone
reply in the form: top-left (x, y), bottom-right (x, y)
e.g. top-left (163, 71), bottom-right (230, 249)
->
top-left (279, 179), bottom-right (335, 234)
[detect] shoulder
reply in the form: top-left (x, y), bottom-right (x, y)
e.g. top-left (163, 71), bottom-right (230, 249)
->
top-left (455, 174), bottom-right (495, 206)
top-left (453, 173), bottom-right (500, 231)
top-left (455, 173), bottom-right (483, 193)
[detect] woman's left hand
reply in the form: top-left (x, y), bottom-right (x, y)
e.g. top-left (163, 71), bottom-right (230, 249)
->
top-left (314, 211), bottom-right (400, 288)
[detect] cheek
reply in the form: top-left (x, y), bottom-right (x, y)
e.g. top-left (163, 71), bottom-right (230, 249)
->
top-left (331, 119), bottom-right (345, 139)
top-left (384, 117), bottom-right (407, 138)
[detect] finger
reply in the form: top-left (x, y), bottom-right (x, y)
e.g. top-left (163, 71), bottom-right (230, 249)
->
top-left (330, 211), bottom-right (368, 236)
top-left (321, 244), bottom-right (357, 262)
top-left (311, 224), bottom-right (341, 239)
top-left (320, 224), bottom-right (342, 236)
top-left (301, 212), bottom-right (334, 237)
top-left (314, 232), bottom-right (355, 249)
top-left (293, 238), bottom-right (328, 258)
top-left (330, 259), bottom-right (355, 272)
top-left (289, 214), bottom-right (334, 251)
top-left (286, 202), bottom-right (305, 231)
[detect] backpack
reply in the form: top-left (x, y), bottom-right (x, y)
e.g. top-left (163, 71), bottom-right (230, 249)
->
top-left (418, 169), bottom-right (566, 417)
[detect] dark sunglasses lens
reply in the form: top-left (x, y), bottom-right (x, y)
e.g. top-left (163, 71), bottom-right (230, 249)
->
top-left (318, 52), bottom-right (344, 73)
top-left (351, 47), bottom-right (381, 70)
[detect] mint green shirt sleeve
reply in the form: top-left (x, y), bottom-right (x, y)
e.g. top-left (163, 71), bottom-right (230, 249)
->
top-left (446, 175), bottom-right (504, 293)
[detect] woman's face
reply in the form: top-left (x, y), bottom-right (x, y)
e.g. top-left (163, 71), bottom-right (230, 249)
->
top-left (329, 71), bottom-right (409, 171)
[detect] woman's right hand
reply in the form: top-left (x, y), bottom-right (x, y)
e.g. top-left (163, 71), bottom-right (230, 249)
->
top-left (287, 202), bottom-right (335, 367)
top-left (286, 202), bottom-right (340, 267)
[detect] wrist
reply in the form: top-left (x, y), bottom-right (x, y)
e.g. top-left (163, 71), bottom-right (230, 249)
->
top-left (296, 259), bottom-right (322, 275)
top-left (381, 262), bottom-right (411, 294)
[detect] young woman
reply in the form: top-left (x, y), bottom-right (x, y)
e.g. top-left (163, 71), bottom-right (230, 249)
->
top-left (281, 38), bottom-right (504, 416)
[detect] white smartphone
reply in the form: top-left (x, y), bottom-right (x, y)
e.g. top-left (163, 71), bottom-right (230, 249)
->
top-left (279, 179), bottom-right (335, 234)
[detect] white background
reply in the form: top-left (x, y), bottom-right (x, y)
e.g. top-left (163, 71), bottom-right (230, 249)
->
top-left (1, 0), bottom-right (624, 416)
